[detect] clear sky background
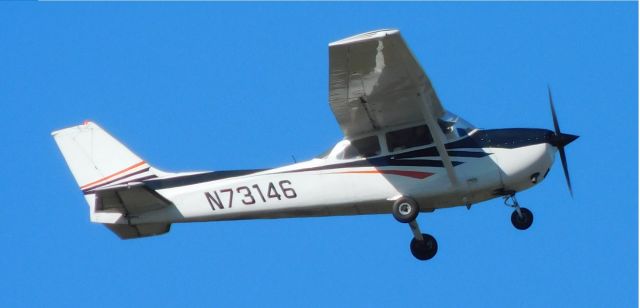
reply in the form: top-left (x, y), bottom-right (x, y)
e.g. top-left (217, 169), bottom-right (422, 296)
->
top-left (0, 2), bottom-right (637, 307)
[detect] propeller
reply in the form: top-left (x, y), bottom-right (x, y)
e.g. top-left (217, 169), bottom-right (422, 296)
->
top-left (547, 86), bottom-right (579, 197)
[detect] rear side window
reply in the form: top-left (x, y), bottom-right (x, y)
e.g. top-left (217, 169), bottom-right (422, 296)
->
top-left (386, 125), bottom-right (433, 152)
top-left (342, 135), bottom-right (381, 159)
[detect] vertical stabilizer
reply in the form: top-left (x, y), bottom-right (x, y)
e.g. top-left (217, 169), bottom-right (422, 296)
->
top-left (51, 121), bottom-right (158, 195)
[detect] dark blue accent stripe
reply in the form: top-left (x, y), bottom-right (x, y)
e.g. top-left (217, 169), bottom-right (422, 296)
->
top-left (284, 158), bottom-right (462, 175)
top-left (143, 169), bottom-right (267, 190)
top-left (446, 128), bottom-right (555, 149)
top-left (446, 150), bottom-right (490, 158)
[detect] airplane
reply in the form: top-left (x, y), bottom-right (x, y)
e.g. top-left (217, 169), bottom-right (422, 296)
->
top-left (52, 29), bottom-right (578, 261)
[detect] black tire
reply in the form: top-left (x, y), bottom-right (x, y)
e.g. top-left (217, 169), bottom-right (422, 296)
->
top-left (511, 207), bottom-right (534, 230)
top-left (410, 234), bottom-right (438, 261)
top-left (392, 197), bottom-right (419, 223)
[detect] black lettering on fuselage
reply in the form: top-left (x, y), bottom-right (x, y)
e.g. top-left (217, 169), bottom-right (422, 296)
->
top-left (205, 191), bottom-right (224, 210)
top-left (203, 180), bottom-right (298, 212)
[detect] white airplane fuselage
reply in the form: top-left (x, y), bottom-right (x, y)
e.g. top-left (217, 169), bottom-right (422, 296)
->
top-left (125, 128), bottom-right (557, 225)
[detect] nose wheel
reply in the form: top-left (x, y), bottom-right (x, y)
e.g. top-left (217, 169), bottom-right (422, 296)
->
top-left (392, 197), bottom-right (438, 261)
top-left (410, 232), bottom-right (438, 260)
top-left (504, 194), bottom-right (534, 230)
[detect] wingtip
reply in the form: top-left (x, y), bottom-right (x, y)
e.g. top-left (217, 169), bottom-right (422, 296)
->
top-left (329, 29), bottom-right (400, 47)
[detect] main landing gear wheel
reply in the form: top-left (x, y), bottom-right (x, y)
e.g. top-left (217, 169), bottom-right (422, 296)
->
top-left (410, 234), bottom-right (438, 261)
top-left (392, 197), bottom-right (436, 261)
top-left (511, 207), bottom-right (533, 230)
top-left (392, 197), bottom-right (419, 223)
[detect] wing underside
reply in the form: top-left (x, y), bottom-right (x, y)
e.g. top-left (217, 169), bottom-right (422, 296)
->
top-left (329, 29), bottom-right (444, 138)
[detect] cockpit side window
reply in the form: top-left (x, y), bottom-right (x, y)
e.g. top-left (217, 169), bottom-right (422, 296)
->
top-left (340, 135), bottom-right (381, 159)
top-left (386, 125), bottom-right (433, 152)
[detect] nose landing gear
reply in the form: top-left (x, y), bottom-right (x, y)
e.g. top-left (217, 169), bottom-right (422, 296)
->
top-left (392, 197), bottom-right (438, 261)
top-left (504, 194), bottom-right (533, 230)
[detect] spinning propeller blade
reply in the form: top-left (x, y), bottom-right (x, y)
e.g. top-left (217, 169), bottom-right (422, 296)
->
top-left (547, 86), bottom-right (578, 197)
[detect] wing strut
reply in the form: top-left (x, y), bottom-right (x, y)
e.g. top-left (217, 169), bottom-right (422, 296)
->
top-left (383, 31), bottom-right (460, 189)
top-left (418, 91), bottom-right (460, 188)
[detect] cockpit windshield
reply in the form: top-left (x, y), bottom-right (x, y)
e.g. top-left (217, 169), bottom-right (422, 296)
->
top-left (437, 111), bottom-right (476, 140)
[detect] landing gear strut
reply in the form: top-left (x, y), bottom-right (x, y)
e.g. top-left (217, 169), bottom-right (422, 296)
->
top-left (504, 194), bottom-right (533, 230)
top-left (393, 197), bottom-right (437, 261)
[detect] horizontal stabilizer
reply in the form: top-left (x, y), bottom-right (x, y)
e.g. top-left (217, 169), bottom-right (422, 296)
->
top-left (105, 223), bottom-right (171, 240)
top-left (96, 184), bottom-right (172, 217)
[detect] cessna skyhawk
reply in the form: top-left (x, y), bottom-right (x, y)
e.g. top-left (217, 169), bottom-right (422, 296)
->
top-left (52, 29), bottom-right (578, 261)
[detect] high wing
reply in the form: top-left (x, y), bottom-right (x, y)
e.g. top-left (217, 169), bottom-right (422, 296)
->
top-left (329, 29), bottom-right (460, 187)
top-left (329, 29), bottom-right (444, 138)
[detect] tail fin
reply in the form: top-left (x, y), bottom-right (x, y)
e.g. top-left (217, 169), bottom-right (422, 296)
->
top-left (52, 121), bottom-right (173, 239)
top-left (52, 121), bottom-right (159, 194)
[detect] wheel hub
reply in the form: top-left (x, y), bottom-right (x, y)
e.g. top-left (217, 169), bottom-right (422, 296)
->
top-left (399, 203), bottom-right (412, 215)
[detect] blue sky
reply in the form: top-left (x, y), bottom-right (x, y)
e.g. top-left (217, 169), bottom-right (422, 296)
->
top-left (0, 2), bottom-right (636, 307)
